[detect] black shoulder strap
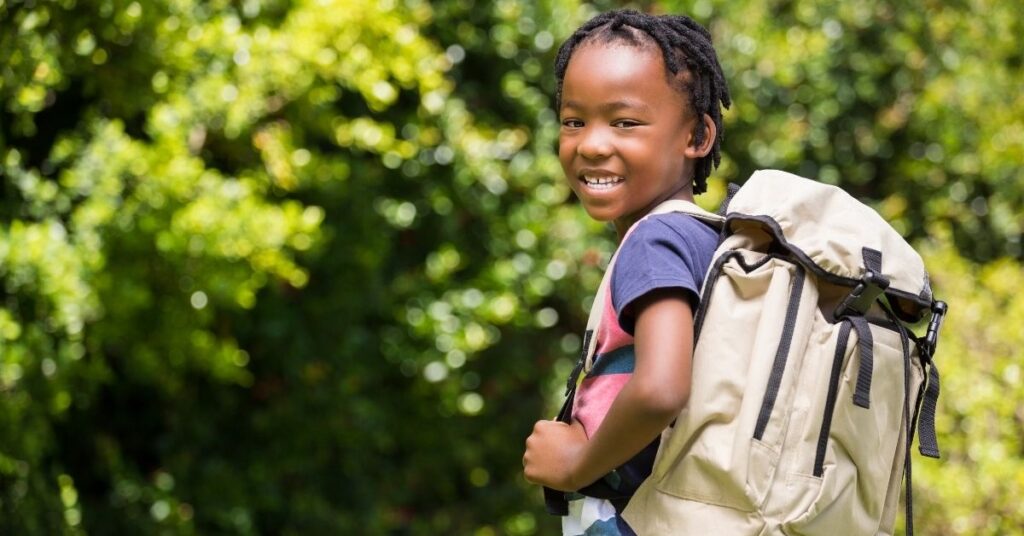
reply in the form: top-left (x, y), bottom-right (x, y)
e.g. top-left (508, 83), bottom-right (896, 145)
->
top-left (848, 316), bottom-right (874, 409)
top-left (717, 182), bottom-right (742, 217)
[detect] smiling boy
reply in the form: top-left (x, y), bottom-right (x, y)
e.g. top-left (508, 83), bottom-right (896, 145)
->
top-left (522, 10), bottom-right (731, 535)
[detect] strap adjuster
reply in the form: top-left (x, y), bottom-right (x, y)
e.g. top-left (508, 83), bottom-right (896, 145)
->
top-left (834, 270), bottom-right (890, 320)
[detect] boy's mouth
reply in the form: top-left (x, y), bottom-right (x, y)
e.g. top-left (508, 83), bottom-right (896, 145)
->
top-left (580, 174), bottom-right (625, 190)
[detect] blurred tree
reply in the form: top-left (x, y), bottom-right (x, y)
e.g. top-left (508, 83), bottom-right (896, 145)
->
top-left (1, 0), bottom-right (597, 533)
top-left (910, 234), bottom-right (1024, 535)
top-left (0, 0), bottom-right (1021, 534)
top-left (670, 0), bottom-right (1024, 262)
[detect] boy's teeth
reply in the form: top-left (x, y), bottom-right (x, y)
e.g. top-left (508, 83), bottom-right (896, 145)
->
top-left (582, 175), bottom-right (624, 188)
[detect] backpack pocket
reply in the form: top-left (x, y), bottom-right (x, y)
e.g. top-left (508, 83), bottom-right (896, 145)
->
top-left (649, 250), bottom-right (819, 512)
top-left (775, 316), bottom-right (921, 534)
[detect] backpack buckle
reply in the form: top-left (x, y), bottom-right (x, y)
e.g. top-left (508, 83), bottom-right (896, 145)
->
top-left (833, 271), bottom-right (890, 320)
top-left (922, 300), bottom-right (948, 360)
top-left (565, 357), bottom-right (584, 396)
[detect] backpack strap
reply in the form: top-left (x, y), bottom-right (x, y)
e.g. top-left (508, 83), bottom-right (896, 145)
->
top-left (880, 300), bottom-right (944, 536)
top-left (848, 316), bottom-right (875, 409)
top-left (544, 199), bottom-right (724, 515)
top-left (648, 198), bottom-right (726, 228)
top-left (717, 182), bottom-right (742, 216)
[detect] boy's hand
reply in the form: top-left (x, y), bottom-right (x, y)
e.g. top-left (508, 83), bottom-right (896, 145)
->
top-left (522, 419), bottom-right (589, 491)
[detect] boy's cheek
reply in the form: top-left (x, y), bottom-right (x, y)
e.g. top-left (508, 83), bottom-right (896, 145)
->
top-left (557, 139), bottom-right (574, 163)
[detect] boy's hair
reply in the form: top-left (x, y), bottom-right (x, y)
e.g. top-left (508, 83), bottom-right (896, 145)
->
top-left (554, 9), bottom-right (732, 194)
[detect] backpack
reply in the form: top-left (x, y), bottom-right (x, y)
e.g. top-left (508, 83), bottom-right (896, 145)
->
top-left (549, 169), bottom-right (946, 535)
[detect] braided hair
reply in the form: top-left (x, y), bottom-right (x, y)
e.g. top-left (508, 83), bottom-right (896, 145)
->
top-left (554, 9), bottom-right (731, 194)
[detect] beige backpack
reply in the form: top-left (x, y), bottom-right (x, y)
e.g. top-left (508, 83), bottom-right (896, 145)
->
top-left (557, 170), bottom-right (946, 535)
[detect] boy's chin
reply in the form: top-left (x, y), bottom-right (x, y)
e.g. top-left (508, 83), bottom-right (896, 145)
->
top-left (579, 205), bottom-right (617, 222)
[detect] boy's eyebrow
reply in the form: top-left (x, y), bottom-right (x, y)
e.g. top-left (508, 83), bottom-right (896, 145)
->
top-left (561, 98), bottom-right (652, 114)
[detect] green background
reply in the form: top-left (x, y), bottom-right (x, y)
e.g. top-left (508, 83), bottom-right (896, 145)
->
top-left (1, 0), bottom-right (1021, 533)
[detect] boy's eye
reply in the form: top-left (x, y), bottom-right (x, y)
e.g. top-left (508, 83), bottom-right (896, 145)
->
top-left (613, 119), bottom-right (641, 128)
top-left (561, 119), bottom-right (584, 128)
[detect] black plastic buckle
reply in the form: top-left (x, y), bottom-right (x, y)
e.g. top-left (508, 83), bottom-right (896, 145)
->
top-left (922, 300), bottom-right (948, 360)
top-left (565, 329), bottom-right (594, 395)
top-left (833, 271), bottom-right (890, 320)
top-left (565, 357), bottom-right (584, 396)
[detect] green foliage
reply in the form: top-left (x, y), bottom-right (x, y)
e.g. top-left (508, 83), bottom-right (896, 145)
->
top-left (913, 233), bottom-right (1024, 535)
top-left (678, 0), bottom-right (1024, 261)
top-left (0, 0), bottom-right (1021, 534)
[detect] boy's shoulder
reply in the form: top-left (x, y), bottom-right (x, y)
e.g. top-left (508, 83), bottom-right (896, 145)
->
top-left (627, 211), bottom-right (719, 248)
top-left (613, 211), bottom-right (719, 279)
top-left (610, 211), bottom-right (719, 328)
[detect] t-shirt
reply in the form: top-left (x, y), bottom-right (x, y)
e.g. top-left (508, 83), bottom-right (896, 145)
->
top-left (569, 212), bottom-right (718, 509)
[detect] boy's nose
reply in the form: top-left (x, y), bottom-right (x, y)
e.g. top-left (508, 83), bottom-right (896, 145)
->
top-left (577, 129), bottom-right (613, 160)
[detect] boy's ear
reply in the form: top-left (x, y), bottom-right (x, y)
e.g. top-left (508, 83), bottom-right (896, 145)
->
top-left (683, 114), bottom-right (716, 159)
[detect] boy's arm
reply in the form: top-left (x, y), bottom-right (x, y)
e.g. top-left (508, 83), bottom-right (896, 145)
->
top-left (523, 287), bottom-right (694, 491)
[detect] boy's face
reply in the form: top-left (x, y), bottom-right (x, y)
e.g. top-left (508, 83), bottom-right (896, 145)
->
top-left (559, 43), bottom-right (701, 229)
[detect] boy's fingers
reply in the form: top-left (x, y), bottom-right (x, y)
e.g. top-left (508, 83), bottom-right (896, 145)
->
top-left (533, 419), bottom-right (566, 433)
top-left (523, 420), bottom-right (562, 483)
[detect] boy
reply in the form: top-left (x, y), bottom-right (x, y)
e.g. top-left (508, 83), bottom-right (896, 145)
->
top-left (522, 9), bottom-right (731, 534)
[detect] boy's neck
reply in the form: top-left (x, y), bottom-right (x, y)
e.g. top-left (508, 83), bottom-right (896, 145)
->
top-left (614, 187), bottom-right (696, 241)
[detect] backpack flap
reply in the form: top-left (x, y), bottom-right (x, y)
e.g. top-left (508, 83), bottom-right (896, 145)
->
top-left (723, 169), bottom-right (933, 322)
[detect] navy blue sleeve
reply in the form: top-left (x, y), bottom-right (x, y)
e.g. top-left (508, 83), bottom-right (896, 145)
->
top-left (611, 213), bottom-right (719, 335)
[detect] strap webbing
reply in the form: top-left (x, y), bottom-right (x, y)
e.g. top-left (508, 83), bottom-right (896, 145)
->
top-left (895, 321), bottom-right (915, 536)
top-left (717, 183), bottom-right (742, 217)
top-left (754, 266), bottom-right (806, 441)
top-left (848, 316), bottom-right (874, 409)
top-left (862, 247), bottom-right (883, 274)
top-left (543, 466), bottom-right (570, 514)
top-left (917, 364), bottom-right (941, 458)
top-left (814, 319), bottom-right (852, 477)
